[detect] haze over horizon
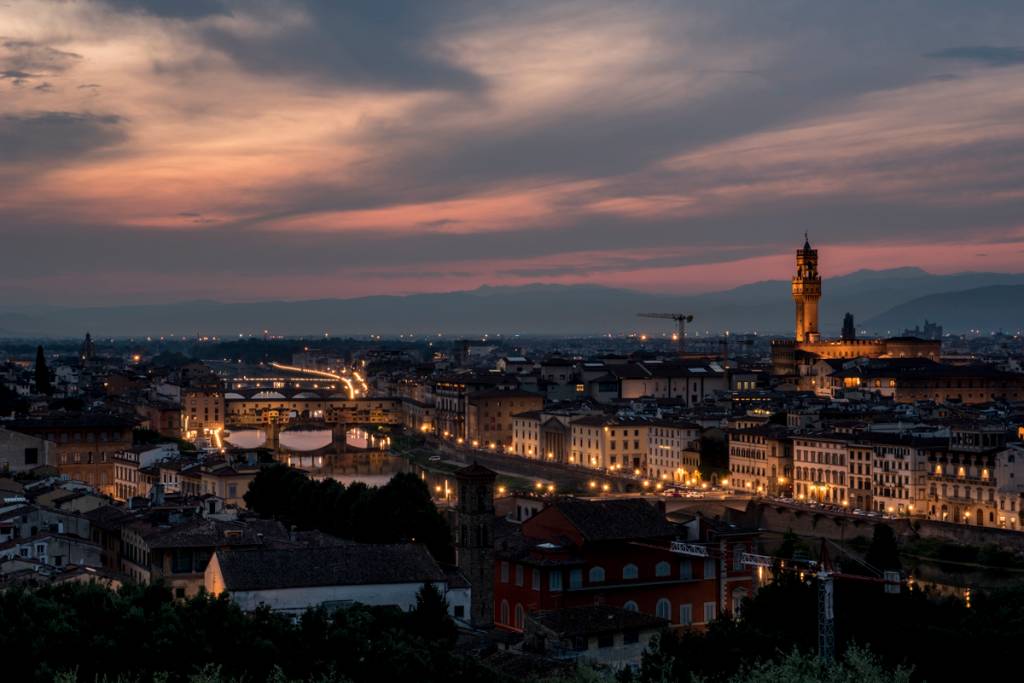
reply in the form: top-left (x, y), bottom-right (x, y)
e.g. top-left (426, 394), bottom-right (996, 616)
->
top-left (3, 1), bottom-right (1024, 306)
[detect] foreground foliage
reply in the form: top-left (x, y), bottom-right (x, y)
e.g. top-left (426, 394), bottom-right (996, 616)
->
top-left (0, 582), bottom-right (477, 683)
top-left (635, 568), bottom-right (1024, 682)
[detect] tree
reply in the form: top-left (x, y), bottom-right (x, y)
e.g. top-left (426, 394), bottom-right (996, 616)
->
top-left (864, 524), bottom-right (901, 572)
top-left (1, 582), bottom-right (499, 683)
top-left (775, 530), bottom-right (807, 561)
top-left (34, 345), bottom-right (52, 396)
top-left (408, 583), bottom-right (456, 647)
top-left (0, 384), bottom-right (28, 416)
top-left (718, 645), bottom-right (912, 683)
top-left (243, 465), bottom-right (453, 562)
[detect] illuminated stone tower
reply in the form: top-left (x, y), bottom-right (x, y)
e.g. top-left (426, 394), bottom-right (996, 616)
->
top-left (792, 234), bottom-right (821, 342)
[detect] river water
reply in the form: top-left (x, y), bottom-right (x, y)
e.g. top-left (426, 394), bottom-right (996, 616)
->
top-left (223, 428), bottom-right (408, 487)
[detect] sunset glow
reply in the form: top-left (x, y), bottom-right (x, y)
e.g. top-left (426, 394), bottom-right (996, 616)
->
top-left (3, 1), bottom-right (1024, 304)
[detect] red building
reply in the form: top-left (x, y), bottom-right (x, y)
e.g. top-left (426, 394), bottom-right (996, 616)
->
top-left (493, 498), bottom-right (759, 632)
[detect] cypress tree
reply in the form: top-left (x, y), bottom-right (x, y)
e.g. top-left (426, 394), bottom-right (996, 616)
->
top-left (34, 345), bottom-right (52, 396)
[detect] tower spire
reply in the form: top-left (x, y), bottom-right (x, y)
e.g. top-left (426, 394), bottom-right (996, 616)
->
top-left (804, 231), bottom-right (811, 250)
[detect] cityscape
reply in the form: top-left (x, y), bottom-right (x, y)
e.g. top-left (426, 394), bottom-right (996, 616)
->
top-left (3, 2), bottom-right (1024, 683)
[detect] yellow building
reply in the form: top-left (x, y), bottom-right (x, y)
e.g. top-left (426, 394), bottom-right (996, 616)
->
top-left (792, 435), bottom-right (849, 505)
top-left (727, 425), bottom-right (792, 496)
top-left (569, 417), bottom-right (650, 473)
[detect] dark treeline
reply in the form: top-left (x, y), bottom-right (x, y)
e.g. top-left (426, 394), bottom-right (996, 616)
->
top-left (0, 581), bottom-right (482, 683)
top-left (633, 569), bottom-right (1024, 682)
top-left (244, 465), bottom-right (453, 562)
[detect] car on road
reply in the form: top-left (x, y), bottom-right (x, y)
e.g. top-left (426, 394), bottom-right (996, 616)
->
top-left (428, 455), bottom-right (441, 462)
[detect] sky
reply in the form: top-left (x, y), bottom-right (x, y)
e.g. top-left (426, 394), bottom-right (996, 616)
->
top-left (2, 1), bottom-right (1024, 305)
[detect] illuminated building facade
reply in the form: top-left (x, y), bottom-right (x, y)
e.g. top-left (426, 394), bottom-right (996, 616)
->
top-left (465, 390), bottom-right (544, 449)
top-left (647, 421), bottom-right (702, 483)
top-left (7, 416), bottom-right (135, 497)
top-left (792, 435), bottom-right (849, 505)
top-left (726, 426), bottom-right (792, 496)
top-left (570, 416), bottom-right (650, 472)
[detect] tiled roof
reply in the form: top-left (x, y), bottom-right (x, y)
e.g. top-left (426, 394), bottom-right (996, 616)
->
top-left (455, 462), bottom-right (496, 479)
top-left (214, 543), bottom-right (445, 591)
top-left (129, 518), bottom-right (264, 549)
top-left (550, 499), bottom-right (676, 542)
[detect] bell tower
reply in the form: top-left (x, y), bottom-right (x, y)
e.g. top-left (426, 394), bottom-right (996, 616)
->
top-left (455, 462), bottom-right (496, 628)
top-left (792, 234), bottom-right (821, 342)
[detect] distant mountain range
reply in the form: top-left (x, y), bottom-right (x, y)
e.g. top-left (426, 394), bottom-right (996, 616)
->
top-left (862, 285), bottom-right (1024, 334)
top-left (2, 268), bottom-right (1023, 338)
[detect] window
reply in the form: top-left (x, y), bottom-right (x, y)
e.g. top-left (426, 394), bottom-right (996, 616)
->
top-left (500, 561), bottom-right (509, 583)
top-left (589, 566), bottom-right (605, 583)
top-left (623, 563), bottom-right (639, 579)
top-left (500, 600), bottom-right (510, 625)
top-left (623, 601), bottom-right (639, 612)
top-left (514, 603), bottom-right (524, 629)
top-left (679, 603), bottom-right (693, 626)
top-left (733, 544), bottom-right (746, 571)
top-left (569, 568), bottom-right (582, 589)
top-left (655, 561), bottom-right (670, 577)
top-left (679, 559), bottom-right (693, 580)
top-left (703, 560), bottom-right (716, 580)
top-left (171, 549), bottom-right (193, 574)
top-left (532, 568), bottom-right (541, 591)
top-left (515, 564), bottom-right (524, 587)
top-left (656, 598), bottom-right (671, 620)
top-left (703, 602), bottom-right (717, 624)
top-left (549, 570), bottom-right (562, 592)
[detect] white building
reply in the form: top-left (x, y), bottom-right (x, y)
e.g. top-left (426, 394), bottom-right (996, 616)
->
top-left (205, 543), bottom-right (471, 623)
top-left (996, 443), bottom-right (1024, 528)
top-left (0, 427), bottom-right (55, 473)
top-left (647, 421), bottom-right (701, 482)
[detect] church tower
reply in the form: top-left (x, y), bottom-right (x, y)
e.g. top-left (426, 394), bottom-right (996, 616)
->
top-left (455, 462), bottom-right (496, 628)
top-left (792, 235), bottom-right (821, 342)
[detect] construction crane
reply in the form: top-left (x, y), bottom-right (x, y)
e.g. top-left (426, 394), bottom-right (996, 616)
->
top-left (638, 313), bottom-right (694, 355)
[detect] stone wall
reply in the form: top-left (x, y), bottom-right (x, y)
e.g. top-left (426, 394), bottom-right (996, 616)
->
top-left (750, 502), bottom-right (1024, 552)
